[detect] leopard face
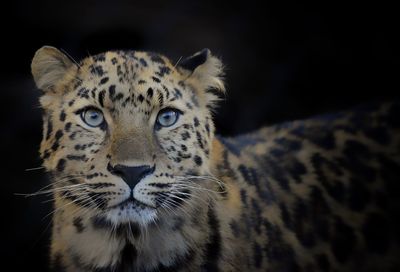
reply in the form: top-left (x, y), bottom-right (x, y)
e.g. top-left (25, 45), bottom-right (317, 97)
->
top-left (32, 47), bottom-right (224, 227)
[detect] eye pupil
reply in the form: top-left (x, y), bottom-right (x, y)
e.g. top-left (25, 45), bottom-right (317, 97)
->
top-left (90, 112), bottom-right (98, 119)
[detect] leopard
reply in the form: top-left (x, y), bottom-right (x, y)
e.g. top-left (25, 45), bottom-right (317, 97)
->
top-left (31, 46), bottom-right (400, 271)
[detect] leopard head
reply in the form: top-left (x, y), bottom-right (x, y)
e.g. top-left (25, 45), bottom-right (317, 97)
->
top-left (31, 46), bottom-right (224, 226)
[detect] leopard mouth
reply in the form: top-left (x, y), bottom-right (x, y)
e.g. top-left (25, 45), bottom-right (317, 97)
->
top-left (108, 194), bottom-right (155, 210)
top-left (103, 195), bottom-right (158, 226)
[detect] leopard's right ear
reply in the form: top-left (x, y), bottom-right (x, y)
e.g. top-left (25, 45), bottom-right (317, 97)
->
top-left (31, 46), bottom-right (76, 92)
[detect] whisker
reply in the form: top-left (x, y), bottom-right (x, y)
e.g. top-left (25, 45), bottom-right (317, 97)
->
top-left (43, 195), bottom-right (92, 220)
top-left (176, 174), bottom-right (226, 190)
top-left (60, 48), bottom-right (82, 68)
top-left (170, 189), bottom-right (212, 206)
top-left (173, 56), bottom-right (183, 68)
top-left (172, 182), bottom-right (225, 195)
top-left (25, 166), bottom-right (45, 172)
top-left (16, 183), bottom-right (88, 197)
top-left (161, 196), bottom-right (192, 218)
top-left (27, 174), bottom-right (86, 195)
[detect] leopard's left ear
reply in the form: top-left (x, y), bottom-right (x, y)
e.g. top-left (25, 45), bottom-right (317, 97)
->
top-left (178, 49), bottom-right (225, 105)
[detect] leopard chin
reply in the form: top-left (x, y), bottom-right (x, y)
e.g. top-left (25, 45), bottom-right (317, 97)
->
top-left (102, 200), bottom-right (158, 227)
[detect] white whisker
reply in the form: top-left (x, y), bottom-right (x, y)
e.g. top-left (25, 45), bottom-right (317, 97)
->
top-left (25, 166), bottom-right (45, 171)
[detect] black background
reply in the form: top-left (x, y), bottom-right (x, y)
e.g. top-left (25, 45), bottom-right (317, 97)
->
top-left (0, 1), bottom-right (398, 271)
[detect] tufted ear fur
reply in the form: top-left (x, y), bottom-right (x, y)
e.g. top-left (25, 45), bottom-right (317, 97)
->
top-left (179, 49), bottom-right (225, 107)
top-left (31, 46), bottom-right (75, 92)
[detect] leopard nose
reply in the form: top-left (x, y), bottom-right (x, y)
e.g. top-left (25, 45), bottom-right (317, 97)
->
top-left (108, 164), bottom-right (155, 189)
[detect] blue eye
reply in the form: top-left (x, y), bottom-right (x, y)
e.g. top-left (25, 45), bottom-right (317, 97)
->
top-left (156, 108), bottom-right (181, 127)
top-left (81, 108), bottom-right (104, 127)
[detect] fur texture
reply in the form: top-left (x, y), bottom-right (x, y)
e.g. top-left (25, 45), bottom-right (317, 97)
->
top-left (31, 47), bottom-right (400, 271)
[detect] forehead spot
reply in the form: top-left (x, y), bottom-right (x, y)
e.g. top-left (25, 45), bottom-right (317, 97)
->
top-left (138, 94), bottom-right (145, 103)
top-left (98, 90), bottom-right (106, 107)
top-left (100, 77), bottom-right (109, 85)
top-left (90, 65), bottom-right (104, 76)
top-left (139, 58), bottom-right (148, 67)
top-left (93, 53), bottom-right (106, 62)
top-left (156, 66), bottom-right (171, 77)
top-left (115, 93), bottom-right (124, 101)
top-left (109, 85), bottom-right (116, 99)
top-left (174, 88), bottom-right (183, 99)
top-left (148, 53), bottom-right (165, 64)
top-left (147, 88), bottom-right (154, 98)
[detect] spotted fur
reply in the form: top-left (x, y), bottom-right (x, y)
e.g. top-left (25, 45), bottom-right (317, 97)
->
top-left (31, 46), bottom-right (400, 271)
